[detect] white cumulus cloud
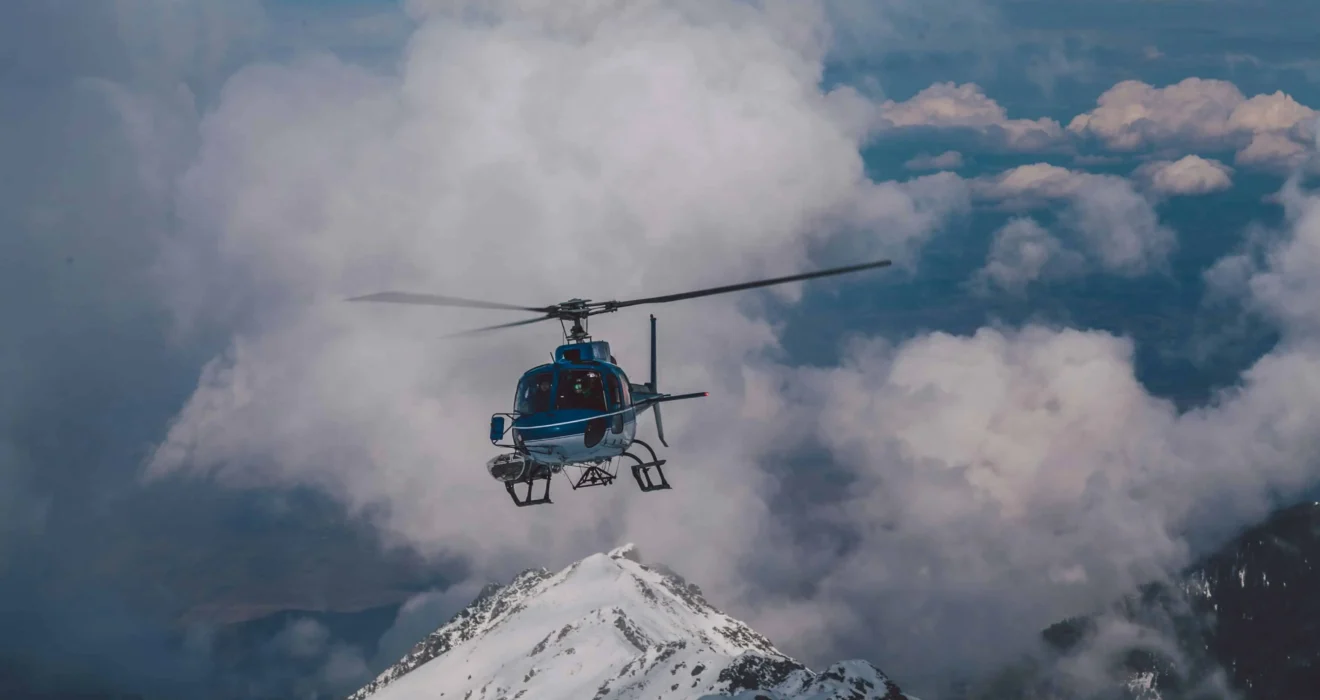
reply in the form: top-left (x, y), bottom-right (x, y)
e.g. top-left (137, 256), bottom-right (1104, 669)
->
top-left (1242, 179), bottom-right (1320, 340)
top-left (972, 164), bottom-right (1176, 277)
top-left (753, 220), bottom-right (1320, 683)
top-left (1134, 155), bottom-right (1233, 196)
top-left (973, 162), bottom-right (1088, 202)
top-left (970, 217), bottom-right (1082, 295)
top-left (1068, 78), bottom-right (1317, 170)
top-left (875, 82), bottom-right (1066, 151)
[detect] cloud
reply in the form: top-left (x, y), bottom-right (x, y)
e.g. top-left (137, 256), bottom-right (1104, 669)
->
top-left (854, 75), bottom-right (1318, 174)
top-left (738, 324), bottom-right (1196, 688)
top-left (1068, 78), bottom-right (1317, 170)
top-left (972, 164), bottom-right (1176, 276)
top-left (1062, 173), bottom-right (1176, 276)
top-left (1134, 155), bottom-right (1234, 196)
top-left (1236, 131), bottom-right (1313, 170)
top-left (874, 82), bottom-right (1067, 151)
top-left (1045, 605), bottom-right (1238, 700)
top-left (146, 0), bottom-right (968, 608)
top-left (371, 580), bottom-right (490, 670)
top-left (320, 643), bottom-right (372, 690)
top-left (273, 618), bottom-right (331, 659)
top-left (1240, 179), bottom-right (1320, 340)
top-left (904, 150), bottom-right (964, 171)
top-left (747, 252), bottom-right (1320, 690)
top-left (855, 75), bottom-right (1317, 174)
top-left (970, 217), bottom-right (1083, 295)
top-left (973, 162), bottom-right (1089, 202)
top-left (227, 615), bottom-right (375, 698)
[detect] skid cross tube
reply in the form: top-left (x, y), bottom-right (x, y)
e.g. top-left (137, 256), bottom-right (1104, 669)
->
top-left (568, 462), bottom-right (617, 489)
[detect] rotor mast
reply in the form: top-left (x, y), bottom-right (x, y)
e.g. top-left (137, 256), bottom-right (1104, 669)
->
top-left (560, 308), bottom-right (592, 343)
top-left (546, 298), bottom-right (596, 343)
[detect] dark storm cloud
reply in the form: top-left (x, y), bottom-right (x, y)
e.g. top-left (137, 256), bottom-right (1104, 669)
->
top-left (0, 0), bottom-right (210, 557)
top-left (0, 125), bottom-right (207, 692)
top-left (0, 1), bottom-right (258, 694)
top-left (0, 2), bottom-right (452, 697)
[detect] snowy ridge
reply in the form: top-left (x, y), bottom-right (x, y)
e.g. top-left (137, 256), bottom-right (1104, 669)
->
top-left (349, 543), bottom-right (911, 700)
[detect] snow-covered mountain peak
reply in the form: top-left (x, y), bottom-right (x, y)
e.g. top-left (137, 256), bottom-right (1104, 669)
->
top-left (609, 542), bottom-right (642, 561)
top-left (349, 545), bottom-right (911, 700)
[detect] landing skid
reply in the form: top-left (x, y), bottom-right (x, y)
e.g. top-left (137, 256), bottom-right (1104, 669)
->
top-left (490, 439), bottom-right (671, 506)
top-left (505, 473), bottom-right (553, 507)
top-left (503, 462), bottom-right (618, 507)
top-left (625, 439), bottom-right (671, 493)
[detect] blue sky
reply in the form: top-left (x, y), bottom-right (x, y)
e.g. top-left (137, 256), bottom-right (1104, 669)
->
top-left (4, 1), bottom-right (1320, 698)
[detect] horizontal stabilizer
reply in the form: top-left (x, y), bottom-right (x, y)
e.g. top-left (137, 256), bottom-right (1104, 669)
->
top-left (637, 391), bottom-right (708, 405)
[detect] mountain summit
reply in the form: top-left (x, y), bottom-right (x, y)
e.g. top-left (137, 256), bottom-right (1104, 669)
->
top-left (348, 543), bottom-right (911, 700)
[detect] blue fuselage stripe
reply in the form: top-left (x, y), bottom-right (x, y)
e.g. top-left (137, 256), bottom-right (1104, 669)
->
top-left (513, 407), bottom-right (635, 442)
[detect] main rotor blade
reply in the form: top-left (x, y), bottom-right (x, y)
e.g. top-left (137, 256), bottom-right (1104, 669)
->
top-left (347, 291), bottom-right (548, 313)
top-left (605, 258), bottom-right (893, 310)
top-left (443, 315), bottom-right (557, 338)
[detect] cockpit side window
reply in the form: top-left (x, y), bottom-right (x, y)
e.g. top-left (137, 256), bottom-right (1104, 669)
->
top-left (617, 370), bottom-right (631, 405)
top-left (516, 371), bottom-right (554, 414)
top-left (555, 369), bottom-right (607, 412)
top-left (605, 372), bottom-right (623, 409)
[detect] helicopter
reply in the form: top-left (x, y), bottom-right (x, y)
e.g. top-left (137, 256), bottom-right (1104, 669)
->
top-left (348, 258), bottom-right (892, 507)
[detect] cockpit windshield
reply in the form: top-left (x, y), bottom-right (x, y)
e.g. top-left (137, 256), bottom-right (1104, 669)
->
top-left (516, 371), bottom-right (554, 414)
top-left (555, 369), bottom-right (607, 412)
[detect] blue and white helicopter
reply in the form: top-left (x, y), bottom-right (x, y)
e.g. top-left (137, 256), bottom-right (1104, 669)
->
top-left (348, 259), bottom-right (891, 507)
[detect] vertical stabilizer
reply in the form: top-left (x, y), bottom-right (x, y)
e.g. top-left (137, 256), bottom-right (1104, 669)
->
top-left (650, 314), bottom-right (668, 446)
top-left (649, 314), bottom-right (657, 391)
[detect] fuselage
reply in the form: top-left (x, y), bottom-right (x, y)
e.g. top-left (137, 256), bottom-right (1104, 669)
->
top-left (509, 341), bottom-right (650, 466)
